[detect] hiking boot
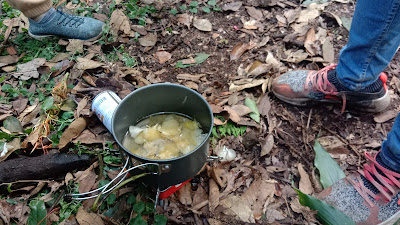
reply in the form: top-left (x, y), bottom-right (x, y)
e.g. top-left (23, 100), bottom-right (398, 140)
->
top-left (318, 152), bottom-right (400, 225)
top-left (271, 65), bottom-right (390, 113)
top-left (28, 8), bottom-right (104, 41)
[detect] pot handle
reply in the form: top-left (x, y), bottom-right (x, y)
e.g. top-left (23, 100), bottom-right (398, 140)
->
top-left (206, 155), bottom-right (221, 162)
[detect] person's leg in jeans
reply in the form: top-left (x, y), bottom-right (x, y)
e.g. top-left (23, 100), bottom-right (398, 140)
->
top-left (271, 0), bottom-right (400, 223)
top-left (271, 0), bottom-right (400, 113)
top-left (5, 0), bottom-right (104, 40)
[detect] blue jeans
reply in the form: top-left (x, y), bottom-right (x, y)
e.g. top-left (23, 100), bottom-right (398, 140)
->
top-left (336, 0), bottom-right (400, 91)
top-left (335, 0), bottom-right (400, 171)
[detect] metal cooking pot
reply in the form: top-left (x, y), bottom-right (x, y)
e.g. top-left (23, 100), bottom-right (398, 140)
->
top-left (112, 83), bottom-right (213, 189)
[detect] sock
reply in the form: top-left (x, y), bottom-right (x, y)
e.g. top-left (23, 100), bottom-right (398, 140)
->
top-left (31, 8), bottom-right (55, 22)
top-left (327, 70), bottom-right (384, 93)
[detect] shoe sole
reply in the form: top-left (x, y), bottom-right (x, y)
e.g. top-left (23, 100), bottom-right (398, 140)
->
top-left (28, 29), bottom-right (103, 42)
top-left (272, 89), bottom-right (390, 113)
top-left (379, 210), bottom-right (400, 225)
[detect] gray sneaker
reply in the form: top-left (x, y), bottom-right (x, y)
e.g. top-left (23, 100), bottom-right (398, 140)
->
top-left (28, 8), bottom-right (104, 41)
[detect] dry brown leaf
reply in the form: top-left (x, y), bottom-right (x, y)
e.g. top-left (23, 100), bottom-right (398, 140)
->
top-left (0, 138), bottom-right (20, 162)
top-left (155, 51), bottom-right (172, 64)
top-left (176, 73), bottom-right (205, 82)
top-left (258, 94), bottom-right (271, 117)
top-left (76, 207), bottom-right (105, 225)
top-left (0, 199), bottom-right (30, 224)
top-left (177, 182), bottom-right (192, 206)
top-left (223, 106), bottom-right (240, 123)
top-left (131, 25), bottom-right (147, 35)
top-left (220, 195), bottom-right (254, 223)
top-left (284, 8), bottom-right (301, 24)
top-left (193, 18), bottom-right (212, 31)
top-left (214, 117), bottom-right (225, 125)
top-left (66, 40), bottom-right (84, 53)
top-left (58, 117), bottom-right (88, 149)
top-left (296, 3), bottom-right (326, 23)
top-left (183, 81), bottom-right (198, 90)
top-left (177, 13), bottom-right (192, 28)
top-left (0, 55), bottom-right (19, 67)
top-left (138, 33), bottom-right (158, 47)
top-left (50, 53), bottom-right (71, 63)
top-left (192, 185), bottom-right (207, 207)
top-left (322, 37), bottom-right (334, 63)
top-left (230, 42), bottom-right (256, 61)
top-left (0, 113), bottom-right (12, 121)
top-left (72, 129), bottom-right (113, 145)
top-left (374, 110), bottom-right (398, 123)
top-left (65, 173), bottom-right (74, 184)
top-left (11, 58), bottom-right (46, 80)
top-left (207, 218), bottom-right (223, 225)
top-left (245, 6), bottom-right (263, 20)
top-left (260, 134), bottom-right (274, 157)
top-left (74, 162), bottom-right (98, 194)
top-left (75, 97), bottom-right (88, 119)
top-left (181, 58), bottom-right (197, 64)
top-left (210, 104), bottom-right (224, 113)
top-left (304, 27), bottom-right (316, 56)
top-left (110, 9), bottom-right (133, 36)
top-left (223, 1), bottom-right (242, 11)
top-left (20, 103), bottom-right (40, 126)
top-left (12, 98), bottom-right (28, 115)
top-left (318, 136), bottom-right (348, 156)
top-left (231, 105), bottom-right (252, 117)
top-left (247, 61), bottom-right (271, 77)
top-left (229, 79), bottom-right (266, 92)
top-left (40, 181), bottom-right (65, 202)
top-left (282, 49), bottom-right (309, 63)
top-left (298, 163), bottom-right (314, 195)
top-left (75, 58), bottom-right (104, 70)
top-left (21, 129), bottom-right (39, 148)
top-left (209, 179), bottom-right (220, 212)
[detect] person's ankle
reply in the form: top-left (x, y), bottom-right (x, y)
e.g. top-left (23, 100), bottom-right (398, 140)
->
top-left (327, 69), bottom-right (384, 93)
top-left (31, 8), bottom-right (53, 22)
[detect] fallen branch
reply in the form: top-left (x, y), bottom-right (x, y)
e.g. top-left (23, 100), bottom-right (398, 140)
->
top-left (0, 153), bottom-right (91, 184)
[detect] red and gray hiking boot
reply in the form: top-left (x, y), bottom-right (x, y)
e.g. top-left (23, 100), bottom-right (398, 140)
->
top-left (318, 152), bottom-right (400, 225)
top-left (272, 65), bottom-right (390, 113)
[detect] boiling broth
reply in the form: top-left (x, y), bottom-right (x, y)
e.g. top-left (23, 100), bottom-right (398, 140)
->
top-left (122, 113), bottom-right (207, 160)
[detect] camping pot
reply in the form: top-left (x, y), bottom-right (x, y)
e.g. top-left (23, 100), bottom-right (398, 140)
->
top-left (111, 83), bottom-right (213, 189)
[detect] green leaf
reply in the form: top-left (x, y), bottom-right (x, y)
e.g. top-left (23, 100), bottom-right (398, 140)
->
top-left (314, 140), bottom-right (346, 188)
top-left (133, 202), bottom-right (145, 213)
top-left (244, 98), bottom-right (260, 123)
top-left (130, 214), bottom-right (147, 225)
top-left (3, 116), bottom-right (24, 133)
top-left (143, 202), bottom-right (155, 214)
top-left (27, 200), bottom-right (47, 225)
top-left (202, 6), bottom-right (211, 13)
top-left (194, 53), bottom-right (210, 64)
top-left (106, 193), bottom-right (116, 205)
top-left (296, 189), bottom-right (355, 225)
top-left (42, 96), bottom-right (54, 111)
top-left (60, 98), bottom-right (77, 111)
top-left (207, 0), bottom-right (216, 6)
top-left (175, 53), bottom-right (210, 68)
top-left (127, 194), bottom-right (136, 204)
top-left (154, 215), bottom-right (167, 225)
top-left (6, 198), bottom-right (17, 204)
top-left (189, 8), bottom-right (197, 13)
top-left (170, 8), bottom-right (178, 15)
top-left (213, 7), bottom-right (222, 11)
top-left (189, 1), bottom-right (198, 7)
top-left (179, 5), bottom-right (187, 10)
top-left (104, 155), bottom-right (122, 164)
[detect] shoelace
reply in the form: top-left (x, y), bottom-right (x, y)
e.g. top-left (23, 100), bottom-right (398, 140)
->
top-left (56, 9), bottom-right (84, 27)
top-left (304, 64), bottom-right (347, 113)
top-left (347, 152), bottom-right (400, 207)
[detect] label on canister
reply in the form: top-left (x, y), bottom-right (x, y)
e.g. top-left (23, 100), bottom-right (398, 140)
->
top-left (91, 91), bottom-right (121, 132)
